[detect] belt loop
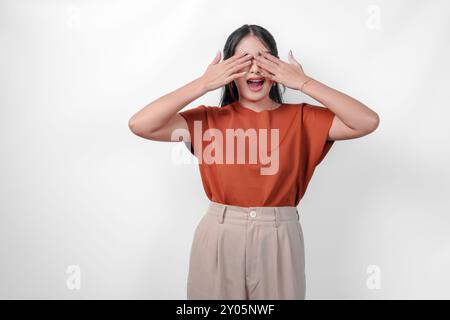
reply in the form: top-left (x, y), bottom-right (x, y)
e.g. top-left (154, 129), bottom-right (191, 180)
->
top-left (296, 207), bottom-right (300, 220)
top-left (274, 208), bottom-right (279, 228)
top-left (218, 205), bottom-right (226, 224)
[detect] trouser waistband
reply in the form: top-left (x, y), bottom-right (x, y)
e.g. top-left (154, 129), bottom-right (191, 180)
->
top-left (207, 200), bottom-right (300, 228)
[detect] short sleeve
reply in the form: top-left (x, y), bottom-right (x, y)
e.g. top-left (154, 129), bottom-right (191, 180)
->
top-left (178, 105), bottom-right (208, 157)
top-left (302, 103), bottom-right (336, 166)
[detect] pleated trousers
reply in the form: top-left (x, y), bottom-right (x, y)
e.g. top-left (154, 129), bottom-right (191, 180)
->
top-left (187, 200), bottom-right (306, 300)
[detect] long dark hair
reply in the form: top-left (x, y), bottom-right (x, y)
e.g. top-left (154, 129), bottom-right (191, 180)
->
top-left (219, 24), bottom-right (286, 107)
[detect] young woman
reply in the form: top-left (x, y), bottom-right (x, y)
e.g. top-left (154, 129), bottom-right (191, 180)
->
top-left (128, 24), bottom-right (379, 300)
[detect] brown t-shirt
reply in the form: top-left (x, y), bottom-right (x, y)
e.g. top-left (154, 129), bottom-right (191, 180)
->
top-left (178, 100), bottom-right (335, 207)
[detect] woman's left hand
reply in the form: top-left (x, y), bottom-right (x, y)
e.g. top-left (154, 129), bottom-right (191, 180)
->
top-left (255, 50), bottom-right (311, 91)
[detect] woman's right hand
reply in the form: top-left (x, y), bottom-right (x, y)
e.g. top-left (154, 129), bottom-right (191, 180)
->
top-left (199, 50), bottom-right (254, 92)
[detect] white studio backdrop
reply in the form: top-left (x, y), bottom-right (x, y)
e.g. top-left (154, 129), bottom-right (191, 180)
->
top-left (1, 0), bottom-right (449, 299)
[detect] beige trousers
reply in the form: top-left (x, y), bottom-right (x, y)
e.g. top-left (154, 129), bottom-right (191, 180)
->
top-left (187, 200), bottom-right (306, 300)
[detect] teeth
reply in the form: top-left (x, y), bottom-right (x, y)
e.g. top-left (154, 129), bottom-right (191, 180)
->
top-left (248, 79), bottom-right (263, 83)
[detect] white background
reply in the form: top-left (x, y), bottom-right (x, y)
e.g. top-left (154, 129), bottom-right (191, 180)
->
top-left (1, 0), bottom-right (449, 299)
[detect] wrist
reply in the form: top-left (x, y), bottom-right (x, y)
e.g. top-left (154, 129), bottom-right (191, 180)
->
top-left (297, 76), bottom-right (313, 92)
top-left (193, 76), bottom-right (209, 95)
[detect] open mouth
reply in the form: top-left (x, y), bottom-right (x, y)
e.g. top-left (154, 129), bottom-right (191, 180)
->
top-left (246, 79), bottom-right (265, 91)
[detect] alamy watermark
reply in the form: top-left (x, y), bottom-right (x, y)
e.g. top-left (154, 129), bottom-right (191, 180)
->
top-left (66, 265), bottom-right (81, 290)
top-left (366, 264), bottom-right (381, 290)
top-left (172, 120), bottom-right (280, 175)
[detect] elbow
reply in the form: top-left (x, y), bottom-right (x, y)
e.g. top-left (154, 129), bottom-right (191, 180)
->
top-left (128, 116), bottom-right (158, 139)
top-left (371, 113), bottom-right (380, 131)
top-left (128, 117), bottom-right (148, 136)
top-left (128, 117), bottom-right (139, 135)
top-left (365, 113), bottom-right (380, 134)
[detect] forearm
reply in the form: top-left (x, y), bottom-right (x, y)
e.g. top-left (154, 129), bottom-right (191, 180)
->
top-left (298, 77), bottom-right (379, 131)
top-left (128, 77), bottom-right (207, 133)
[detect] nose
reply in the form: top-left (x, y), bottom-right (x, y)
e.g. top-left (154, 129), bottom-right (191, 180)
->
top-left (248, 57), bottom-right (262, 75)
